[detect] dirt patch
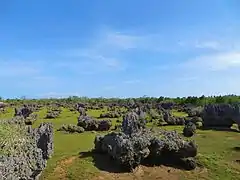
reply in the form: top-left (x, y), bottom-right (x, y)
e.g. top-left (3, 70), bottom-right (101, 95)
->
top-left (92, 165), bottom-right (208, 180)
top-left (92, 165), bottom-right (182, 180)
top-left (51, 156), bottom-right (77, 180)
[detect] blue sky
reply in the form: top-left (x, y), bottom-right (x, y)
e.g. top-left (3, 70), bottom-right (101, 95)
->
top-left (1, 0), bottom-right (240, 98)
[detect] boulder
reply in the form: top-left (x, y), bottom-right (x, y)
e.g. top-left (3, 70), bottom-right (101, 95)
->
top-left (57, 124), bottom-right (85, 133)
top-left (183, 122), bottom-right (196, 137)
top-left (202, 103), bottom-right (240, 128)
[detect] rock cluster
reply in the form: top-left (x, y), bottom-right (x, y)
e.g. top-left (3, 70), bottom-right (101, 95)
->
top-left (78, 115), bottom-right (112, 131)
top-left (99, 111), bottom-right (121, 118)
top-left (0, 119), bottom-right (53, 180)
top-left (45, 108), bottom-right (61, 119)
top-left (58, 124), bottom-right (85, 133)
top-left (156, 108), bottom-right (186, 125)
top-left (0, 102), bottom-right (7, 109)
top-left (77, 108), bottom-right (112, 131)
top-left (14, 106), bottom-right (38, 125)
top-left (14, 105), bottom-right (33, 119)
top-left (94, 112), bottom-right (198, 171)
top-left (187, 106), bottom-right (203, 117)
top-left (24, 114), bottom-right (38, 125)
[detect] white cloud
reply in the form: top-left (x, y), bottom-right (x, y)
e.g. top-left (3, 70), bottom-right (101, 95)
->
top-left (184, 51), bottom-right (240, 71)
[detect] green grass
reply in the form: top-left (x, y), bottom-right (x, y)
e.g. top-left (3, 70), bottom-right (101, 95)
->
top-left (171, 109), bottom-right (188, 117)
top-left (0, 107), bottom-right (14, 119)
top-left (2, 107), bottom-right (240, 180)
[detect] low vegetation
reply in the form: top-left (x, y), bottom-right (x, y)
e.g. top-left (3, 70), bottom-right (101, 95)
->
top-left (0, 96), bottom-right (240, 180)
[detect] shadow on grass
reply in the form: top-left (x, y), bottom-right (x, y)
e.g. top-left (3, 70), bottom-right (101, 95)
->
top-left (199, 126), bottom-right (239, 133)
top-left (142, 156), bottom-right (202, 171)
top-left (79, 151), bottom-right (126, 173)
top-left (233, 146), bottom-right (240, 151)
top-left (79, 151), bottom-right (200, 173)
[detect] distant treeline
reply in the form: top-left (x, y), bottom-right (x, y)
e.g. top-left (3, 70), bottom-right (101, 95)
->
top-left (1, 94), bottom-right (240, 106)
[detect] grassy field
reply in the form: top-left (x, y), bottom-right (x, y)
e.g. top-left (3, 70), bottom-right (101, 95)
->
top-left (1, 107), bottom-right (240, 180)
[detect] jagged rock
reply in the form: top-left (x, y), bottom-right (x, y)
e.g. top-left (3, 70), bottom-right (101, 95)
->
top-left (183, 122), bottom-right (196, 137)
top-left (160, 101), bottom-right (175, 110)
top-left (0, 120), bottom-right (54, 180)
top-left (76, 103), bottom-right (85, 109)
top-left (77, 114), bottom-right (112, 131)
top-left (45, 110), bottom-right (60, 119)
top-left (122, 112), bottom-right (145, 136)
top-left (189, 116), bottom-right (203, 124)
top-left (25, 114), bottom-right (38, 125)
top-left (14, 105), bottom-right (33, 119)
top-left (98, 120), bottom-right (112, 131)
top-left (57, 124), bottom-right (85, 133)
top-left (202, 103), bottom-right (240, 128)
top-left (77, 115), bottom-right (98, 131)
top-left (0, 102), bottom-right (7, 109)
top-left (77, 107), bottom-right (86, 116)
top-left (150, 131), bottom-right (197, 158)
top-left (33, 123), bottom-right (54, 159)
top-left (94, 131), bottom-right (151, 171)
top-left (187, 107), bottom-right (203, 117)
top-left (181, 157), bottom-right (197, 170)
top-left (94, 115), bottom-right (198, 172)
top-left (160, 109), bottom-right (185, 125)
top-left (99, 111), bottom-right (121, 118)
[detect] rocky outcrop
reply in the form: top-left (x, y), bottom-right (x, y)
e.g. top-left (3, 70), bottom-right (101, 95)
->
top-left (202, 103), bottom-right (240, 128)
top-left (183, 122), bottom-right (196, 137)
top-left (14, 105), bottom-right (33, 119)
top-left (57, 124), bottom-right (85, 133)
top-left (0, 102), bottom-right (7, 109)
top-left (94, 111), bottom-right (198, 171)
top-left (77, 109), bottom-right (112, 131)
top-left (0, 119), bottom-right (54, 180)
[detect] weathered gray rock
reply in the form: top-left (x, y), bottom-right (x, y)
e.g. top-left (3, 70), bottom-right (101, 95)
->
top-left (25, 114), bottom-right (38, 125)
top-left (159, 108), bottom-right (185, 125)
top-left (183, 122), bottom-right (196, 137)
top-left (99, 111), bottom-right (121, 118)
top-left (14, 105), bottom-right (33, 119)
top-left (33, 123), bottom-right (54, 160)
top-left (94, 114), bottom-right (198, 171)
top-left (122, 111), bottom-right (145, 136)
top-left (77, 115), bottom-right (98, 131)
top-left (78, 114), bottom-right (112, 131)
top-left (45, 110), bottom-right (60, 119)
top-left (149, 130), bottom-right (197, 159)
top-left (0, 102), bottom-right (7, 109)
top-left (94, 131), bottom-right (151, 171)
top-left (78, 107), bottom-right (86, 116)
top-left (0, 120), bottom-right (54, 180)
top-left (98, 120), bottom-right (112, 131)
top-left (202, 103), bottom-right (240, 128)
top-left (57, 124), bottom-right (85, 133)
